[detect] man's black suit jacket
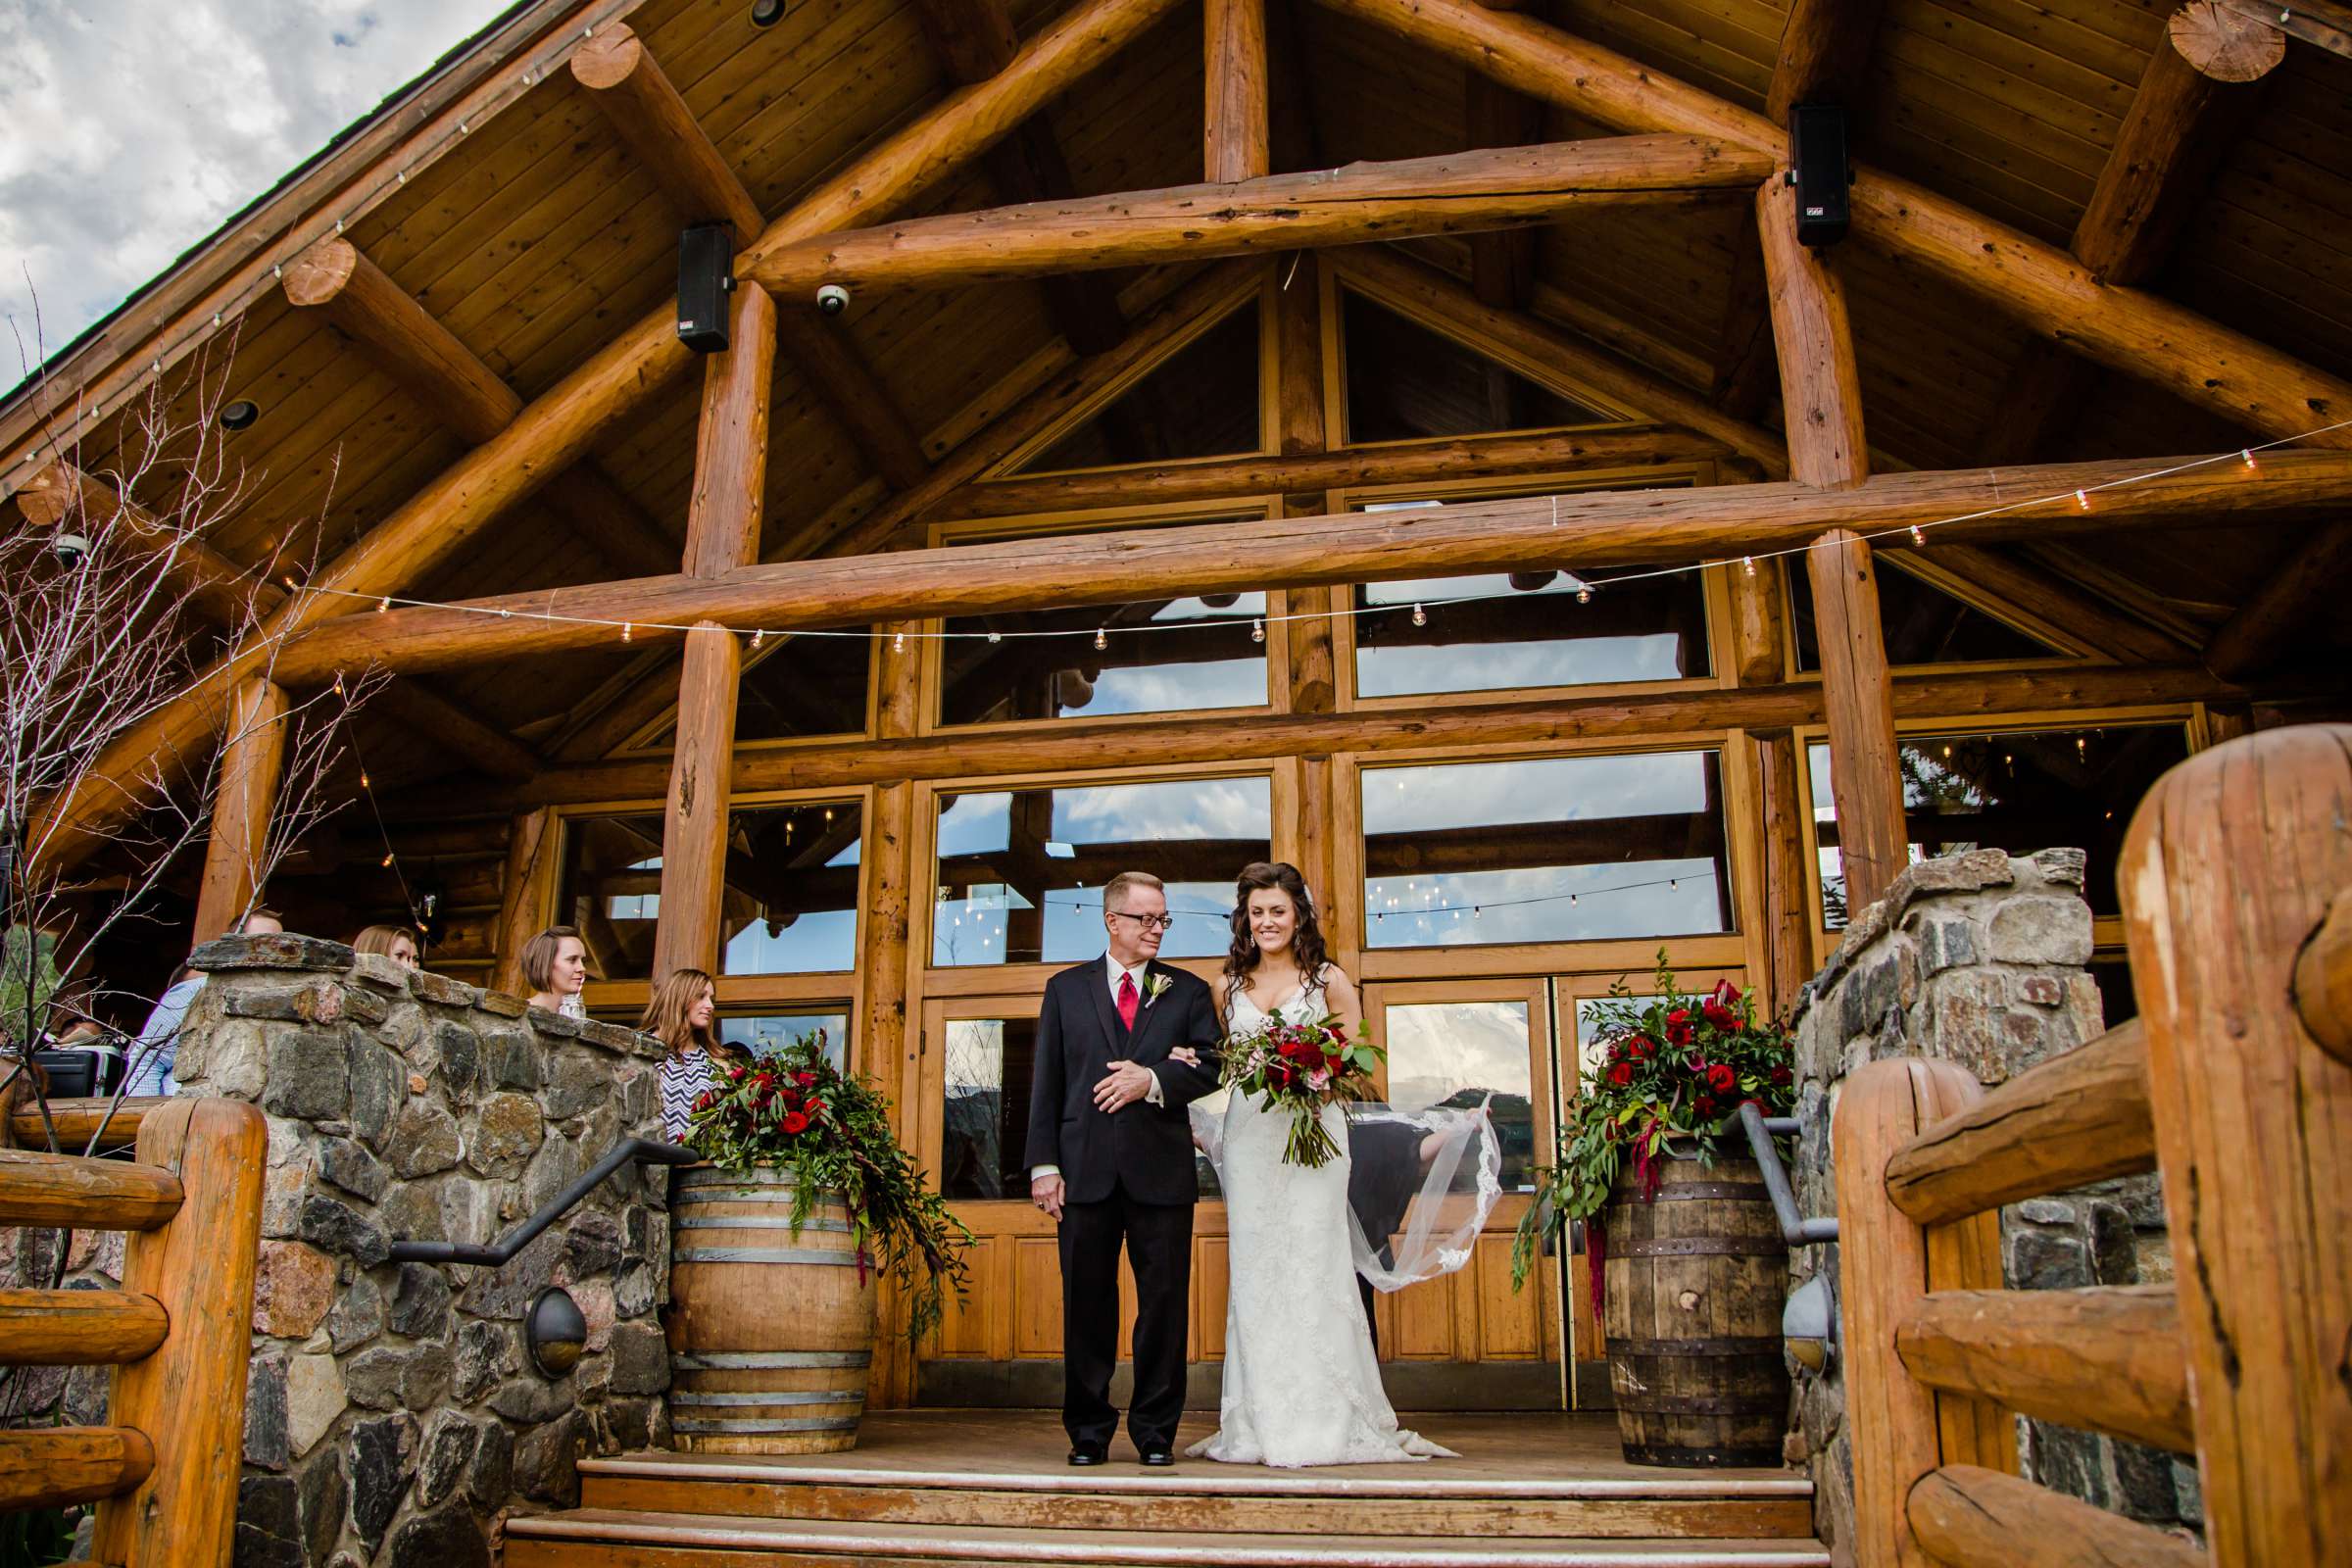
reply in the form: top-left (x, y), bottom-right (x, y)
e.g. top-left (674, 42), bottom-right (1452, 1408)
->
top-left (1021, 958), bottom-right (1223, 1206)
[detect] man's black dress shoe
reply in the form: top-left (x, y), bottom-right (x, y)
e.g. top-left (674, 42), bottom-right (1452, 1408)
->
top-left (1139, 1448), bottom-right (1175, 1468)
top-left (1068, 1448), bottom-right (1107, 1467)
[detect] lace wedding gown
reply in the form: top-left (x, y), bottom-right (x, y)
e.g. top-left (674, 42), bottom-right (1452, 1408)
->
top-left (1185, 981), bottom-right (1456, 1467)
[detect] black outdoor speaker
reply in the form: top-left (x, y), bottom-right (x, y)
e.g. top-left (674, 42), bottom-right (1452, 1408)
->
top-left (1788, 103), bottom-right (1851, 248)
top-left (678, 223), bottom-right (737, 353)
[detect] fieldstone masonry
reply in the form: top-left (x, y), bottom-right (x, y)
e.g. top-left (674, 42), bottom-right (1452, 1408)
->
top-left (1, 933), bottom-right (674, 1568)
top-left (1784, 849), bottom-right (2196, 1565)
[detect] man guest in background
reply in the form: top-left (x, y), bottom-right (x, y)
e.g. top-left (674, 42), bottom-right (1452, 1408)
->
top-left (1023, 872), bottom-right (1221, 1467)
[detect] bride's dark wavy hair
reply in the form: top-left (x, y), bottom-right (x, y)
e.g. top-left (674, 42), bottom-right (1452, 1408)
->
top-left (1222, 861), bottom-right (1331, 1006)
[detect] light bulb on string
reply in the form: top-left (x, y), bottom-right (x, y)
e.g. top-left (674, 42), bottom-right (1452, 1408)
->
top-left (1411, 603), bottom-right (1427, 627)
top-left (1742, 557), bottom-right (1756, 577)
top-left (2242, 449), bottom-right (2257, 468)
top-left (621, 622), bottom-right (633, 642)
top-left (893, 630), bottom-right (906, 653)
top-left (380, 853), bottom-right (395, 868)
top-left (1250, 618), bottom-right (1264, 644)
top-left (1910, 524), bottom-right (1926, 546)
top-left (1093, 628), bottom-right (1107, 651)
top-left (752, 629), bottom-right (764, 650)
top-left (376, 597), bottom-right (391, 613)
top-left (988, 629), bottom-right (1003, 644)
top-left (359, 770), bottom-right (370, 789)
top-left (2075, 490), bottom-right (2089, 511)
top-left (1577, 586), bottom-right (1592, 605)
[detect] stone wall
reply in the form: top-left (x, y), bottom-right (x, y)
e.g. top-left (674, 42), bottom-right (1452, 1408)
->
top-left (1785, 849), bottom-right (2195, 1565)
top-left (2, 933), bottom-right (675, 1568)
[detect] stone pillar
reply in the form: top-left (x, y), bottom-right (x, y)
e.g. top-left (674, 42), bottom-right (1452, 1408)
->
top-left (1785, 849), bottom-right (2196, 1562)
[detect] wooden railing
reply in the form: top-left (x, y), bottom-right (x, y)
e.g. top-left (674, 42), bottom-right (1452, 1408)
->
top-left (1836, 724), bottom-right (2352, 1568)
top-left (0, 1096), bottom-right (266, 1568)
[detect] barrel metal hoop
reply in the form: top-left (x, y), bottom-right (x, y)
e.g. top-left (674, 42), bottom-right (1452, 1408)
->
top-left (1612, 1392), bottom-right (1788, 1415)
top-left (1607, 1336), bottom-right (1787, 1357)
top-left (1630, 1184), bottom-right (1772, 1202)
top-left (1620, 1442), bottom-right (1787, 1468)
top-left (669, 1391), bottom-right (868, 1407)
top-left (1612, 1237), bottom-right (1787, 1257)
top-left (674, 1247), bottom-right (862, 1265)
top-left (673, 1350), bottom-right (872, 1370)
top-left (675, 1215), bottom-right (853, 1233)
top-left (672, 1416), bottom-right (863, 1434)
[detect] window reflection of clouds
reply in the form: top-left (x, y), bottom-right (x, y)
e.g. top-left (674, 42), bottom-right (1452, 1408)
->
top-left (1068, 660), bottom-right (1265, 716)
top-left (1385, 1000), bottom-right (1536, 1190)
top-left (1364, 863), bottom-right (1725, 949)
top-left (1055, 776), bottom-right (1271, 843)
top-left (722, 911), bottom-right (858, 973)
top-left (1358, 635), bottom-right (1688, 697)
top-left (1364, 753), bottom-right (1714, 834)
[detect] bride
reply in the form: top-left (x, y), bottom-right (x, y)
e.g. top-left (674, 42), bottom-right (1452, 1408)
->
top-left (1175, 860), bottom-right (1456, 1467)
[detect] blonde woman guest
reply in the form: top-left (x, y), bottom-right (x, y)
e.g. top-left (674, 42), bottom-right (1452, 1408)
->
top-left (520, 926), bottom-right (592, 1018)
top-left (353, 924), bottom-right (421, 970)
top-left (642, 968), bottom-right (748, 1140)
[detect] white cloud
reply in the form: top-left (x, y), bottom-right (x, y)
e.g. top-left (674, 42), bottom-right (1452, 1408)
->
top-left (1, 0), bottom-right (514, 381)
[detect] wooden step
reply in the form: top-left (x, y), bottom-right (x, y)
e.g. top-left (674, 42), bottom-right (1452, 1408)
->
top-left (505, 1510), bottom-right (1835, 1567)
top-left (577, 1454), bottom-right (1815, 1541)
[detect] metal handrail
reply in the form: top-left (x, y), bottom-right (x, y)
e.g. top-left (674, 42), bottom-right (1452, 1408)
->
top-left (388, 1135), bottom-right (699, 1264)
top-left (1740, 1102), bottom-right (1839, 1245)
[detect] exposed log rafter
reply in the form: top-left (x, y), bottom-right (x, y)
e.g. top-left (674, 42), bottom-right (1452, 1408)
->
top-left (1205, 0), bottom-right (1271, 182)
top-left (571, 22), bottom-right (931, 495)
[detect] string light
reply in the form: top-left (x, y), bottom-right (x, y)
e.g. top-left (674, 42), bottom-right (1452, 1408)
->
top-left (1250, 618), bottom-right (1264, 643)
top-left (1411, 603), bottom-right (1427, 627)
top-left (376, 597), bottom-right (391, 613)
top-left (987, 629), bottom-right (1003, 644)
top-left (1093, 628), bottom-right (1106, 651)
top-left (2075, 490), bottom-right (2090, 511)
top-left (2241, 449), bottom-right (2256, 468)
top-left (359, 770), bottom-right (369, 788)
top-left (1741, 557), bottom-right (1756, 576)
top-left (380, 852), bottom-right (395, 867)
top-left (892, 630), bottom-right (906, 653)
top-left (621, 622), bottom-right (632, 642)
top-left (752, 629), bottom-right (764, 650)
top-left (1577, 586), bottom-right (1592, 605)
top-left (1909, 524), bottom-right (1926, 546)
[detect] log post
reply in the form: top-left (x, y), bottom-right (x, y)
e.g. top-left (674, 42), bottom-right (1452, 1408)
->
top-left (653, 278), bottom-right (776, 978)
top-left (1204, 0), bottom-right (1270, 182)
top-left (1807, 530), bottom-right (1907, 914)
top-left (2119, 725), bottom-right (2352, 1566)
top-left (90, 1098), bottom-right (267, 1568)
top-left (863, 622), bottom-right (922, 1408)
top-left (1832, 1057), bottom-right (1995, 1568)
top-left (1754, 729), bottom-right (1813, 1016)
top-left (491, 808), bottom-right (557, 997)
top-left (191, 678), bottom-right (290, 944)
top-left (1757, 174), bottom-right (1865, 490)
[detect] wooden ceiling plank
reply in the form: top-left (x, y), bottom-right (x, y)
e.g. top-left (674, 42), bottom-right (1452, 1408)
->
top-left (749, 136), bottom-right (1773, 297)
top-left (274, 446), bottom-right (2352, 680)
top-left (1903, 544), bottom-right (2195, 663)
top-left (369, 678), bottom-right (543, 782)
top-left (1981, 3), bottom-right (2284, 466)
top-left (2209, 0), bottom-right (2352, 62)
top-left (1463, 0), bottom-right (1548, 315)
top-left (1765, 0), bottom-right (1888, 123)
top-left (37, 0), bottom-right (1191, 873)
top-left (1332, 244), bottom-right (1790, 475)
top-left (572, 21), bottom-right (933, 494)
top-left (1312, 0), bottom-right (2352, 444)
top-left (910, 0), bottom-right (1130, 355)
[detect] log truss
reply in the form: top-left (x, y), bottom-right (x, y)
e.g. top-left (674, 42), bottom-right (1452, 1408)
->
top-left (15, 0), bottom-right (2352, 877)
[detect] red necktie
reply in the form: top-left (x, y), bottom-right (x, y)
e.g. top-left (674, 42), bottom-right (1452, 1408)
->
top-left (1117, 972), bottom-right (1140, 1031)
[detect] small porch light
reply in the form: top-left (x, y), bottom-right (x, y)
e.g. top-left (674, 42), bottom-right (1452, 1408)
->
top-left (527, 1286), bottom-right (588, 1376)
top-left (1783, 1273), bottom-right (1836, 1374)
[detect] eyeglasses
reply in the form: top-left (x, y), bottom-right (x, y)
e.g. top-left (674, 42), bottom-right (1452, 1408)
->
top-left (1107, 910), bottom-right (1177, 931)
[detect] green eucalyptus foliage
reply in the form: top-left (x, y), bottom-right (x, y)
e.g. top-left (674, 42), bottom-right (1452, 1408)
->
top-left (0, 928), bottom-right (63, 1053)
top-left (683, 1036), bottom-right (973, 1343)
top-left (1512, 952), bottom-right (1797, 1290)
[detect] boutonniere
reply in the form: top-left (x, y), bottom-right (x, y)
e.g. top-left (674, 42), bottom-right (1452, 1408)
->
top-left (1141, 972), bottom-right (1174, 1007)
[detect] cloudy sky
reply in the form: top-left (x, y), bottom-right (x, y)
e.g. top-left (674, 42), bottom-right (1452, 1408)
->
top-left (1, 0), bottom-right (514, 385)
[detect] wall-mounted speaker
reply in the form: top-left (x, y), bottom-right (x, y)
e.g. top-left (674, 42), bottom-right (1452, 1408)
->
top-left (1788, 104), bottom-right (1851, 248)
top-left (678, 223), bottom-right (737, 353)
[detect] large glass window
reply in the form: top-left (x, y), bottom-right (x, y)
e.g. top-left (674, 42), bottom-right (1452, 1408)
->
top-left (721, 1010), bottom-right (850, 1067)
top-left (1360, 752), bottom-right (1734, 949)
top-left (1383, 998), bottom-right (1537, 1190)
top-left (1353, 566), bottom-right (1710, 698)
top-left (1808, 724), bottom-right (2191, 926)
top-left (1342, 291), bottom-right (1615, 441)
top-left (941, 1016), bottom-right (1036, 1200)
top-left (938, 594), bottom-right (1269, 724)
top-left (1017, 303), bottom-right (1262, 472)
top-left (556, 801), bottom-right (862, 980)
top-left (932, 775), bottom-right (1272, 966)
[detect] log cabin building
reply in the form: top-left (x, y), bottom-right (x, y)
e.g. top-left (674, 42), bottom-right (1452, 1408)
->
top-left (6, 0), bottom-right (2352, 1494)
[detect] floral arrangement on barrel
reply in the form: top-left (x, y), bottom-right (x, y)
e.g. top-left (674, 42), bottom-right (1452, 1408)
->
top-left (684, 1036), bottom-right (974, 1340)
top-left (1512, 956), bottom-right (1796, 1294)
top-left (1218, 1013), bottom-right (1384, 1167)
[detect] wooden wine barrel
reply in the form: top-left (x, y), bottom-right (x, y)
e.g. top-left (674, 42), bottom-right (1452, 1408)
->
top-left (665, 1166), bottom-right (874, 1454)
top-left (1600, 1154), bottom-right (1791, 1468)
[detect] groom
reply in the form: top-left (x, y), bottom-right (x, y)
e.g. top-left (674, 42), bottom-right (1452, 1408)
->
top-left (1024, 871), bottom-right (1222, 1466)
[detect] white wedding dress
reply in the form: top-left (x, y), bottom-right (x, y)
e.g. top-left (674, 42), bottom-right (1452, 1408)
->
top-left (1185, 980), bottom-right (1456, 1467)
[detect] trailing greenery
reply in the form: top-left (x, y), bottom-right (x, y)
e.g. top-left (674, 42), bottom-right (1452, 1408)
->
top-left (683, 1036), bottom-right (973, 1343)
top-left (1512, 954), bottom-right (1796, 1290)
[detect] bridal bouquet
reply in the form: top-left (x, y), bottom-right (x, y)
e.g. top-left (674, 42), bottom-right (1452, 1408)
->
top-left (1219, 1013), bottom-right (1383, 1168)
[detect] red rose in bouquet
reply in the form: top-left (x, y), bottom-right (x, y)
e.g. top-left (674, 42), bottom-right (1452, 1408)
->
top-left (1217, 1010), bottom-right (1384, 1168)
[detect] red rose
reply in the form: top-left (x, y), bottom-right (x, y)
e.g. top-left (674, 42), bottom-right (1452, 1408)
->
top-left (1706, 1063), bottom-right (1737, 1093)
top-left (1607, 1060), bottom-right (1634, 1086)
top-left (693, 1091), bottom-right (713, 1111)
top-left (1771, 1066), bottom-right (1792, 1087)
top-left (1665, 1009), bottom-right (1694, 1047)
top-left (1628, 1036), bottom-right (1654, 1060)
top-left (805, 1100), bottom-right (827, 1120)
top-left (796, 1070), bottom-right (818, 1087)
top-left (1701, 999), bottom-right (1737, 1029)
top-left (780, 1110), bottom-right (809, 1134)
top-left (728, 1066), bottom-right (746, 1081)
top-left (1695, 1095), bottom-right (1717, 1118)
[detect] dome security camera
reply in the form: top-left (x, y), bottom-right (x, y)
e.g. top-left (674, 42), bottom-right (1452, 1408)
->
top-left (51, 531), bottom-right (90, 567)
top-left (815, 283), bottom-right (851, 316)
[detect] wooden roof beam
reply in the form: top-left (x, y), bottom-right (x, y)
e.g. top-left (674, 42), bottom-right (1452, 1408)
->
top-left (1464, 0), bottom-right (1548, 314)
top-left (36, 0), bottom-right (1185, 873)
top-left (1978, 2), bottom-right (2282, 465)
top-left (368, 678), bottom-right (542, 783)
top-left (281, 238), bottom-right (677, 579)
top-left (747, 136), bottom-right (1771, 297)
top-left (571, 23), bottom-right (931, 493)
top-left (909, 0), bottom-right (1128, 355)
top-left (1205, 0), bottom-right (1271, 182)
top-left (271, 447), bottom-right (2352, 680)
